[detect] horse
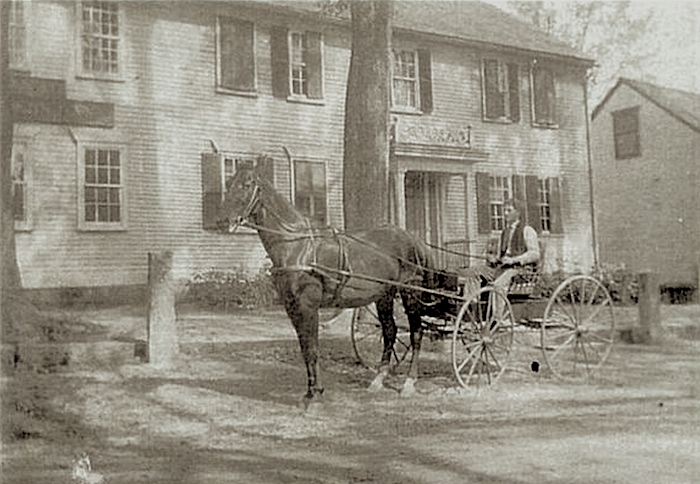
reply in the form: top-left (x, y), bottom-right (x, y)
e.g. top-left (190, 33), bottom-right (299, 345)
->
top-left (216, 160), bottom-right (437, 402)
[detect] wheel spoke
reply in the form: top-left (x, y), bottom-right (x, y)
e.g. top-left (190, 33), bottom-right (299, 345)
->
top-left (456, 341), bottom-right (482, 374)
top-left (581, 299), bottom-right (611, 327)
top-left (552, 301), bottom-right (577, 328)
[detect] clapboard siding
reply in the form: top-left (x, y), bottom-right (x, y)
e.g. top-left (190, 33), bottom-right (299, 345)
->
top-left (591, 84), bottom-right (700, 287)
top-left (15, 1), bottom-right (593, 290)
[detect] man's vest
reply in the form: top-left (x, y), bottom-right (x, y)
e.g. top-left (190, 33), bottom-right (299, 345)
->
top-left (500, 222), bottom-right (528, 258)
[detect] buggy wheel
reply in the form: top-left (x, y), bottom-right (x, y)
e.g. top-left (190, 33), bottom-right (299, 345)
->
top-left (351, 298), bottom-right (411, 371)
top-left (452, 287), bottom-right (514, 387)
top-left (542, 275), bottom-right (615, 381)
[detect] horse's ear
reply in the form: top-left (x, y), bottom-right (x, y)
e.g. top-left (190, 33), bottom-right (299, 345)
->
top-left (255, 155), bottom-right (275, 184)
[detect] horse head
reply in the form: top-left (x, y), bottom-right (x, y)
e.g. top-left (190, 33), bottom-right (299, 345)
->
top-left (217, 164), bottom-right (261, 233)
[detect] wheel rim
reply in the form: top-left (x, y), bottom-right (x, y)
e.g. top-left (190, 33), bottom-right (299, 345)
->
top-left (351, 299), bottom-right (411, 371)
top-left (542, 275), bottom-right (615, 381)
top-left (452, 287), bottom-right (514, 387)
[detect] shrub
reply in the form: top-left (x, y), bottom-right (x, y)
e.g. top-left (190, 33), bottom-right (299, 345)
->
top-left (533, 263), bottom-right (639, 305)
top-left (186, 266), bottom-right (279, 311)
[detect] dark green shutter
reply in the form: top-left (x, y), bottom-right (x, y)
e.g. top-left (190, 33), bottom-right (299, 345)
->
top-left (219, 18), bottom-right (255, 91)
top-left (549, 177), bottom-right (563, 234)
top-left (201, 153), bottom-right (224, 230)
top-left (417, 49), bottom-right (433, 114)
top-left (476, 172), bottom-right (491, 234)
top-left (306, 32), bottom-right (323, 100)
top-left (270, 26), bottom-right (289, 98)
top-left (525, 175), bottom-right (541, 233)
top-left (507, 63), bottom-right (520, 122)
top-left (483, 59), bottom-right (504, 119)
top-left (255, 155), bottom-right (275, 184)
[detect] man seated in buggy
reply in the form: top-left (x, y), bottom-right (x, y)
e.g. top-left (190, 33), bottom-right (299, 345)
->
top-left (486, 197), bottom-right (541, 295)
top-left (450, 198), bottom-right (540, 300)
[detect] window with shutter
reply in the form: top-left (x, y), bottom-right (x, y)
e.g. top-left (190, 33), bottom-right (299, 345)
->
top-left (12, 140), bottom-right (31, 231)
top-left (392, 50), bottom-right (419, 111)
top-left (293, 160), bottom-right (327, 225)
top-left (272, 29), bottom-right (324, 101)
top-left (482, 59), bottom-right (519, 122)
top-left (612, 106), bottom-right (641, 159)
top-left (531, 64), bottom-right (557, 127)
top-left (217, 17), bottom-right (256, 93)
top-left (417, 49), bottom-right (433, 114)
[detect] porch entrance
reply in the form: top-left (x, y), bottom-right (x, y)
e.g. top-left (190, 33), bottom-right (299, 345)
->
top-left (405, 171), bottom-right (444, 248)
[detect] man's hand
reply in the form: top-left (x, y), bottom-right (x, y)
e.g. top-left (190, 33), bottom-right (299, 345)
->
top-left (501, 256), bottom-right (517, 266)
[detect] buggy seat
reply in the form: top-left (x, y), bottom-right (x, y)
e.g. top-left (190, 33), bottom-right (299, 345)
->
top-left (507, 240), bottom-right (545, 299)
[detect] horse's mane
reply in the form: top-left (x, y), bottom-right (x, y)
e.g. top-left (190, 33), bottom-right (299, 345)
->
top-left (255, 173), bottom-right (310, 230)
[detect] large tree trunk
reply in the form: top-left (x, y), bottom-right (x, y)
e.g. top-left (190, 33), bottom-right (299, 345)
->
top-left (1, 2), bottom-right (22, 324)
top-left (343, 0), bottom-right (393, 232)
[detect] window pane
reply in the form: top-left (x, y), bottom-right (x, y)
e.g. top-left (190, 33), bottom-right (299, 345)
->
top-left (85, 187), bottom-right (96, 203)
top-left (109, 187), bottom-right (120, 204)
top-left (98, 167), bottom-right (109, 183)
top-left (13, 184), bottom-right (24, 221)
top-left (85, 204), bottom-right (96, 222)
top-left (97, 188), bottom-right (108, 203)
top-left (98, 205), bottom-right (109, 222)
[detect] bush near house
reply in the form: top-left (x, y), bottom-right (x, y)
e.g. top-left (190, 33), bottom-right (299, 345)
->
top-left (186, 266), bottom-right (280, 311)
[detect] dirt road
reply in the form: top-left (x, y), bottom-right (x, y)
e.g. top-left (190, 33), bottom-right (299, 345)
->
top-left (3, 306), bottom-right (699, 483)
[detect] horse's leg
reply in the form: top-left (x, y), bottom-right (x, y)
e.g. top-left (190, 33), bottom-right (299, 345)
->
top-left (400, 289), bottom-right (424, 397)
top-left (282, 278), bottom-right (324, 402)
top-left (368, 289), bottom-right (397, 392)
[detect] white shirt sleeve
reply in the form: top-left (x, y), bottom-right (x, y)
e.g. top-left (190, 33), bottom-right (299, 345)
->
top-left (514, 226), bottom-right (540, 265)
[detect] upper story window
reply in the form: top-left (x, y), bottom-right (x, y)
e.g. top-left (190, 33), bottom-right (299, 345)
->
top-left (392, 50), bottom-right (419, 110)
top-left (12, 141), bottom-right (31, 231)
top-left (80, 145), bottom-right (126, 230)
top-left (217, 17), bottom-right (255, 94)
top-left (482, 59), bottom-right (520, 122)
top-left (531, 63), bottom-right (557, 127)
top-left (270, 27), bottom-right (323, 102)
top-left (9, 0), bottom-right (28, 70)
top-left (79, 1), bottom-right (122, 79)
top-left (612, 106), bottom-right (641, 159)
top-left (294, 160), bottom-right (327, 226)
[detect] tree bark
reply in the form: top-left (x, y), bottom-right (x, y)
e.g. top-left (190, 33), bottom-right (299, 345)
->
top-left (1, 1), bottom-right (22, 326)
top-left (343, 0), bottom-right (393, 232)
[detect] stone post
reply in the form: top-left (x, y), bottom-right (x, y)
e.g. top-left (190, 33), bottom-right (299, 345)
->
top-left (636, 271), bottom-right (660, 344)
top-left (147, 251), bottom-right (178, 367)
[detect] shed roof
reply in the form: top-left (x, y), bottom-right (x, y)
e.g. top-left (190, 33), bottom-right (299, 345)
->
top-left (593, 78), bottom-right (700, 133)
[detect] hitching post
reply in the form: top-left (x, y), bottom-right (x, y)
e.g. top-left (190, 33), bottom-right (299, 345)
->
top-left (147, 251), bottom-right (178, 367)
top-left (636, 271), bottom-right (660, 344)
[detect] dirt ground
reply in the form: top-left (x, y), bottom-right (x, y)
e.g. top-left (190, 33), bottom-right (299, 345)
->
top-left (2, 304), bottom-right (699, 483)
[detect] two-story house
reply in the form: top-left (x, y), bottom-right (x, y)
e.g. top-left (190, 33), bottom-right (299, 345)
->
top-left (591, 78), bottom-right (700, 294)
top-left (7, 1), bottom-right (595, 303)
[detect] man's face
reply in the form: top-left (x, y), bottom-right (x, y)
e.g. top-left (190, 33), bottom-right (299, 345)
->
top-left (505, 204), bottom-right (519, 225)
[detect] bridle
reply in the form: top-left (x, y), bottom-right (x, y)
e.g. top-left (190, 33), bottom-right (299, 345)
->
top-left (228, 180), bottom-right (261, 233)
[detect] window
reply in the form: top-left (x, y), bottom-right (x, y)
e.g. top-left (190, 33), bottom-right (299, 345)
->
top-left (531, 63), bottom-right (557, 126)
top-left (612, 106), bottom-right (641, 159)
top-left (290, 32), bottom-right (308, 96)
top-left (80, 146), bottom-right (125, 230)
top-left (489, 176), bottom-right (512, 232)
top-left (392, 50), bottom-right (418, 110)
top-left (217, 17), bottom-right (255, 93)
top-left (476, 173), bottom-right (563, 235)
top-left (538, 178), bottom-right (552, 232)
top-left (270, 27), bottom-right (323, 101)
top-left (9, 0), bottom-right (28, 69)
top-left (12, 141), bottom-right (31, 231)
top-left (294, 160), bottom-right (327, 225)
top-left (79, 1), bottom-right (121, 78)
top-left (482, 59), bottom-right (520, 122)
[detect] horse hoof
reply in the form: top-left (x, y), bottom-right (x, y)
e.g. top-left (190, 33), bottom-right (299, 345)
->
top-left (368, 376), bottom-right (385, 393)
top-left (400, 378), bottom-right (416, 397)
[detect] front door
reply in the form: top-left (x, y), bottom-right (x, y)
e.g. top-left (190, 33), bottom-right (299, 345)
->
top-left (404, 171), bottom-right (443, 248)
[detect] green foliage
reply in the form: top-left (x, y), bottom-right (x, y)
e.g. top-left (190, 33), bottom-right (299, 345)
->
top-left (186, 266), bottom-right (279, 311)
